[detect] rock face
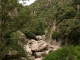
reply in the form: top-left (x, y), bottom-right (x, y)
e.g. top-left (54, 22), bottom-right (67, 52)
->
top-left (24, 35), bottom-right (61, 60)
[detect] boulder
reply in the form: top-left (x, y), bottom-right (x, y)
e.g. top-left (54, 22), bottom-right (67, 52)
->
top-left (53, 46), bottom-right (60, 51)
top-left (34, 52), bottom-right (42, 58)
top-left (27, 40), bottom-right (48, 52)
top-left (36, 36), bottom-right (43, 40)
top-left (24, 45), bottom-right (32, 55)
top-left (35, 58), bottom-right (42, 60)
top-left (38, 40), bottom-right (48, 51)
top-left (45, 49), bottom-right (51, 54)
top-left (36, 35), bottom-right (45, 40)
top-left (30, 41), bottom-right (39, 51)
top-left (34, 52), bottom-right (46, 58)
top-left (30, 56), bottom-right (35, 60)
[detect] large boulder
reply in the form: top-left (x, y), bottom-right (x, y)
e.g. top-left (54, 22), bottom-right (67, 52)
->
top-left (27, 40), bottom-right (48, 52)
top-left (27, 39), bottom-right (39, 51)
top-left (38, 40), bottom-right (48, 51)
top-left (30, 41), bottom-right (39, 51)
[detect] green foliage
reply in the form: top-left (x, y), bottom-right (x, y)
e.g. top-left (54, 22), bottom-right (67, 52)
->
top-left (0, 0), bottom-right (30, 60)
top-left (58, 19), bottom-right (80, 45)
top-left (73, 0), bottom-right (80, 5)
top-left (1, 0), bottom-right (30, 37)
top-left (21, 19), bottom-right (46, 37)
top-left (76, 12), bottom-right (80, 19)
top-left (52, 31), bottom-right (60, 39)
top-left (1, 0), bottom-right (80, 59)
top-left (57, 6), bottom-right (76, 21)
top-left (43, 46), bottom-right (80, 60)
top-left (30, 0), bottom-right (80, 45)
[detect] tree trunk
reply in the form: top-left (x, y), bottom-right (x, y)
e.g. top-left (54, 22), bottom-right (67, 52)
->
top-left (77, 4), bottom-right (80, 12)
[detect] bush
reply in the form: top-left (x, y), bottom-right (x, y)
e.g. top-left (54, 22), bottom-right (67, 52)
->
top-left (1, 32), bottom-right (28, 60)
top-left (57, 6), bottom-right (76, 21)
top-left (21, 19), bottom-right (46, 39)
top-left (52, 31), bottom-right (60, 39)
top-left (43, 46), bottom-right (80, 60)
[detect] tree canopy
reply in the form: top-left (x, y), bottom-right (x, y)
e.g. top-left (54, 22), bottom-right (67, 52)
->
top-left (0, 0), bottom-right (30, 60)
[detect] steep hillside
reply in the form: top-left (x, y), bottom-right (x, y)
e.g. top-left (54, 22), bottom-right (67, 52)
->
top-left (28, 0), bottom-right (80, 45)
top-left (1, 0), bottom-right (80, 60)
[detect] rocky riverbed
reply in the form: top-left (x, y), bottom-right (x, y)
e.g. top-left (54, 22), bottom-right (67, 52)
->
top-left (24, 35), bottom-right (61, 60)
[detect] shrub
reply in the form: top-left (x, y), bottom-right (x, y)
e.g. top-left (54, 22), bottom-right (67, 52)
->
top-left (43, 46), bottom-right (80, 60)
top-left (57, 6), bottom-right (76, 21)
top-left (52, 31), bottom-right (60, 39)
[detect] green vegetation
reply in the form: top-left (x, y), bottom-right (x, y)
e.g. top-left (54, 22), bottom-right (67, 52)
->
top-left (52, 31), bottom-right (60, 39)
top-left (0, 0), bottom-right (80, 60)
top-left (21, 19), bottom-right (46, 39)
top-left (0, 0), bottom-right (30, 60)
top-left (43, 46), bottom-right (80, 60)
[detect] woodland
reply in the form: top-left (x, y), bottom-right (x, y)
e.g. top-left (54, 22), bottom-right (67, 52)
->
top-left (0, 0), bottom-right (80, 60)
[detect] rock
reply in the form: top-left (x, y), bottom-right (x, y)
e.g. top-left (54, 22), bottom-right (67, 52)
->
top-left (34, 52), bottom-right (46, 58)
top-left (34, 52), bottom-right (42, 58)
top-left (21, 57), bottom-right (26, 60)
top-left (36, 35), bottom-right (45, 40)
top-left (24, 45), bottom-right (32, 55)
top-left (53, 46), bottom-right (60, 51)
top-left (35, 58), bottom-right (42, 60)
top-left (30, 41), bottom-right (39, 51)
top-left (47, 43), bottom-right (54, 49)
top-left (30, 56), bottom-right (35, 60)
top-left (27, 40), bottom-right (48, 52)
top-left (17, 30), bottom-right (26, 39)
top-left (37, 40), bottom-right (48, 51)
top-left (45, 49), bottom-right (51, 54)
top-left (36, 36), bottom-right (43, 40)
top-left (27, 40), bottom-right (39, 51)
top-left (27, 39), bottom-right (36, 44)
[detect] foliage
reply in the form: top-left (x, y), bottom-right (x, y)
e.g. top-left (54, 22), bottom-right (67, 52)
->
top-left (73, 0), bottom-right (80, 5)
top-left (0, 0), bottom-right (30, 60)
top-left (1, 0), bottom-right (80, 59)
top-left (21, 18), bottom-right (47, 39)
top-left (57, 6), bottom-right (76, 21)
top-left (29, 0), bottom-right (80, 45)
top-left (58, 19), bottom-right (80, 45)
top-left (43, 46), bottom-right (80, 60)
top-left (76, 12), bottom-right (80, 19)
top-left (52, 31), bottom-right (60, 39)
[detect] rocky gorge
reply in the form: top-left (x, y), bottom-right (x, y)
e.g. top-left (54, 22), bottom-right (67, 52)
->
top-left (23, 35), bottom-right (61, 60)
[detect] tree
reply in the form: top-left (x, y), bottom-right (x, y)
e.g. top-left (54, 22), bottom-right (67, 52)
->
top-left (0, 0), bottom-right (30, 59)
top-left (58, 19), bottom-right (80, 45)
